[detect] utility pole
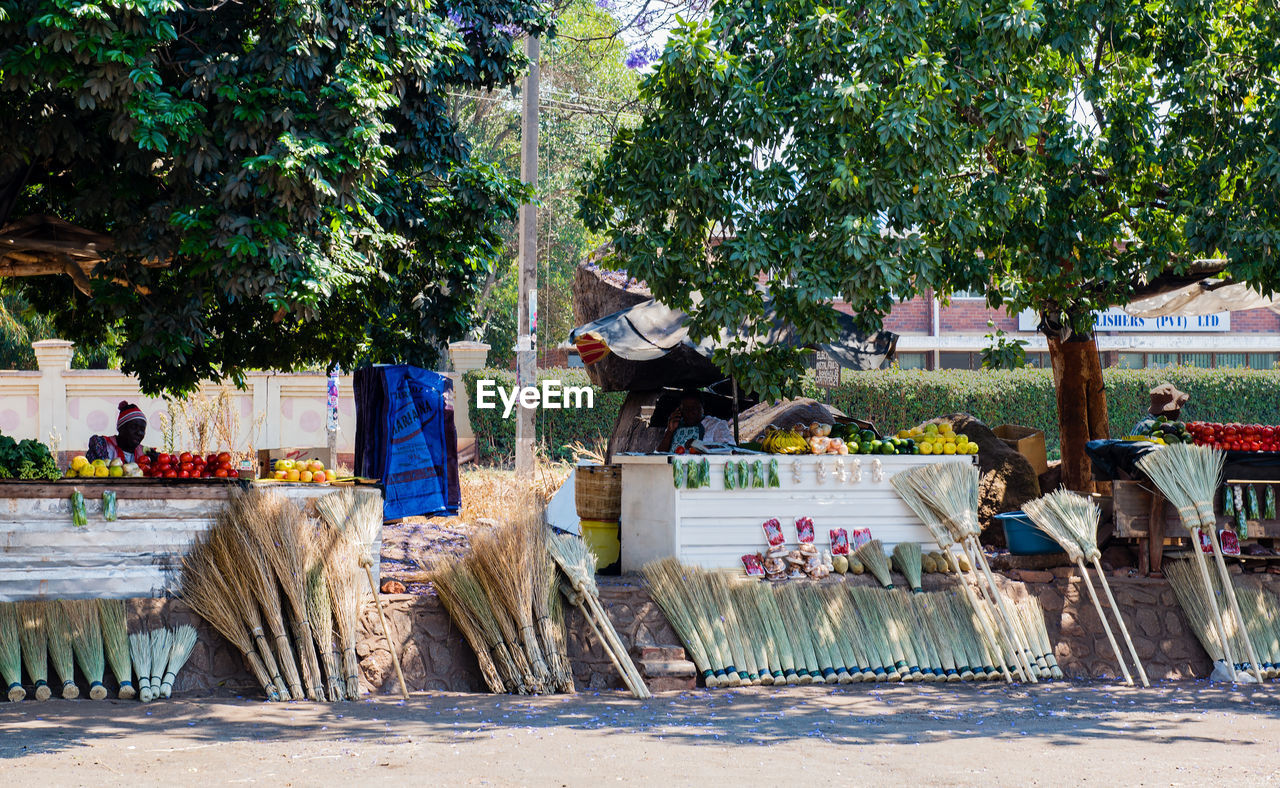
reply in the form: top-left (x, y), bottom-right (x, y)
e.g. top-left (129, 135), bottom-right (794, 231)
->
top-left (515, 35), bottom-right (539, 477)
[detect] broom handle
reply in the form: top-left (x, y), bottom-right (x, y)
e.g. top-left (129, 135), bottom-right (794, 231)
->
top-left (943, 550), bottom-right (1013, 683)
top-left (966, 538), bottom-right (1039, 683)
top-left (1188, 527), bottom-right (1238, 680)
top-left (1089, 557), bottom-right (1150, 687)
top-left (1076, 558), bottom-right (1134, 685)
top-left (584, 592), bottom-right (650, 698)
top-left (1200, 523), bottom-right (1265, 684)
top-left (363, 561), bottom-right (410, 700)
top-left (580, 599), bottom-right (649, 698)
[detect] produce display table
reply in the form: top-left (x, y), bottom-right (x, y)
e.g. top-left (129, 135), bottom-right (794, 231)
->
top-left (614, 453), bottom-right (972, 571)
top-left (0, 480), bottom-right (381, 601)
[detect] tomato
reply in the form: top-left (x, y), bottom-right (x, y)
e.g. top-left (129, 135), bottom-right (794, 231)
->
top-left (178, 470), bottom-right (191, 478)
top-left (218, 460), bottom-right (233, 471)
top-left (214, 468), bottom-right (229, 478)
top-left (179, 462), bottom-right (193, 473)
top-left (178, 452), bottom-right (192, 464)
top-left (163, 470), bottom-right (177, 478)
top-left (228, 469), bottom-right (239, 478)
top-left (156, 453), bottom-right (171, 465)
top-left (217, 451), bottom-right (232, 464)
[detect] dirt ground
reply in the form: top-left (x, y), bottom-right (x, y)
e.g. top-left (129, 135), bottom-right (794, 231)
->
top-left (1, 682), bottom-right (1277, 786)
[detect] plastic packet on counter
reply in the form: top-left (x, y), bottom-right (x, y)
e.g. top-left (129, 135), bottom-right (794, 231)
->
top-left (742, 554), bottom-right (765, 577)
top-left (1220, 529), bottom-right (1241, 555)
top-left (102, 491), bottom-right (117, 522)
top-left (736, 460), bottom-right (749, 489)
top-left (751, 460), bottom-right (765, 488)
top-left (70, 491), bottom-right (87, 527)
top-left (829, 528), bottom-right (850, 555)
top-left (762, 518), bottom-right (785, 547)
top-left (767, 458), bottom-right (780, 488)
top-left (1247, 485), bottom-right (1261, 520)
top-left (851, 527), bottom-right (873, 550)
top-left (795, 516), bottom-right (815, 544)
top-left (724, 461), bottom-right (737, 490)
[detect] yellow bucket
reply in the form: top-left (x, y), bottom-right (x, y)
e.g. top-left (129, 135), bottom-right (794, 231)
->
top-left (579, 519), bottom-right (621, 574)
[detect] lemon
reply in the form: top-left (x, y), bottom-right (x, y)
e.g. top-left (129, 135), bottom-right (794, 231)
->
top-left (79, 467), bottom-right (96, 478)
top-left (920, 442), bottom-right (933, 455)
top-left (924, 424), bottom-right (939, 434)
top-left (939, 424), bottom-right (954, 435)
top-left (943, 443), bottom-right (957, 455)
top-left (94, 466), bottom-right (110, 477)
top-left (71, 456), bottom-right (89, 471)
top-left (956, 433), bottom-right (969, 444)
top-left (896, 430), bottom-right (908, 439)
top-left (91, 459), bottom-right (107, 468)
top-left (109, 466), bottom-right (124, 477)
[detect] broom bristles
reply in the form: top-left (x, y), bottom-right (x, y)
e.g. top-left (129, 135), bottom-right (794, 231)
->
top-left (305, 555), bottom-right (346, 701)
top-left (148, 627), bottom-right (172, 697)
top-left (17, 602), bottom-right (49, 700)
top-left (751, 581), bottom-right (798, 684)
top-left (643, 559), bottom-right (722, 687)
top-left (161, 625), bottom-right (199, 698)
top-left (326, 534), bottom-right (365, 700)
top-left (892, 543), bottom-right (925, 593)
top-left (96, 599), bottom-right (135, 699)
top-left (129, 631), bottom-right (154, 701)
top-left (65, 600), bottom-right (108, 700)
top-left (855, 540), bottom-right (894, 590)
top-left (206, 525), bottom-right (290, 699)
top-left (0, 603), bottom-right (25, 701)
top-left (44, 601), bottom-right (78, 699)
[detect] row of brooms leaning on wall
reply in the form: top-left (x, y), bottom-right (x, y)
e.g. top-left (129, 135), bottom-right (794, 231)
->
top-left (0, 487), bottom-right (392, 703)
top-left (0, 599), bottom-right (196, 701)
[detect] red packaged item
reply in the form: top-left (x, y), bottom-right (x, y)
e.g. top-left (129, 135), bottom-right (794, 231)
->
top-left (851, 527), bottom-right (873, 550)
top-left (742, 554), bottom-right (765, 577)
top-left (795, 516), bottom-right (815, 544)
top-left (829, 528), bottom-right (850, 556)
top-left (1219, 530), bottom-right (1241, 556)
top-left (762, 518), bottom-right (785, 547)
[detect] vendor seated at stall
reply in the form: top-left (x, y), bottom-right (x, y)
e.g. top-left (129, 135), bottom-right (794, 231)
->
top-left (86, 401), bottom-right (149, 463)
top-left (658, 390), bottom-right (734, 451)
top-left (1131, 383), bottom-right (1189, 435)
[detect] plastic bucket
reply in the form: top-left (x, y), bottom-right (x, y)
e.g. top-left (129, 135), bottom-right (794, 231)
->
top-left (580, 519), bottom-right (621, 575)
top-left (996, 511), bottom-right (1066, 556)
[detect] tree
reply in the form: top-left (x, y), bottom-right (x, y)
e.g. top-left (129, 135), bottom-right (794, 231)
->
top-left (0, 0), bottom-right (551, 394)
top-left (581, 0), bottom-right (1280, 489)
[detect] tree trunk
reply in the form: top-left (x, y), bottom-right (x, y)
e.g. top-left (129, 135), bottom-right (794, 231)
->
top-left (1047, 333), bottom-right (1110, 493)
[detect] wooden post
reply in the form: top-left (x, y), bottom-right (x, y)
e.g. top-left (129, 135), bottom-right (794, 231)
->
top-left (514, 35), bottom-right (540, 476)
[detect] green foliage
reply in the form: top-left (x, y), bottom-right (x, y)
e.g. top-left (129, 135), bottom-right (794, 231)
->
top-left (812, 367), bottom-right (1280, 457)
top-left (1, 0), bottom-right (552, 394)
top-left (463, 367), bottom-right (625, 462)
top-left (581, 0), bottom-right (1280, 400)
top-left (0, 434), bottom-right (60, 479)
top-left (980, 320), bottom-right (1029, 370)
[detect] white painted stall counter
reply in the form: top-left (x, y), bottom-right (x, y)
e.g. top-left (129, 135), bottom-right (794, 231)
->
top-left (613, 453), bottom-right (973, 571)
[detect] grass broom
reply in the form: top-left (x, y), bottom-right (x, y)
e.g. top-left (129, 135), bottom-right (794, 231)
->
top-left (855, 586), bottom-right (911, 681)
top-left (0, 603), bottom-right (24, 701)
top-left (130, 631), bottom-right (153, 702)
top-left (855, 540), bottom-right (895, 590)
top-left (708, 574), bottom-right (759, 684)
top-left (206, 525), bottom-right (291, 700)
top-left (891, 590), bottom-right (941, 680)
top-left (892, 543), bottom-right (925, 594)
top-left (181, 534), bottom-right (280, 701)
top-left (685, 567), bottom-right (737, 686)
top-left (428, 556), bottom-right (516, 693)
top-left (799, 585), bottom-right (853, 683)
top-left (845, 586), bottom-right (897, 681)
top-left (524, 515), bottom-right (572, 693)
top-left (643, 558), bottom-right (722, 687)
top-left (821, 586), bottom-right (873, 681)
top-left (1015, 599), bottom-right (1060, 680)
top-left (1024, 491), bottom-right (1142, 685)
top-left (160, 625), bottom-right (198, 698)
top-left (17, 603), bottom-right (49, 700)
top-left (471, 522), bottom-right (552, 691)
top-left (326, 535), bottom-right (366, 700)
top-left (44, 601), bottom-right (78, 699)
top-left (915, 594), bottom-right (959, 681)
top-left (305, 553), bottom-right (346, 701)
top-left (148, 627), bottom-right (172, 697)
top-left (1138, 446), bottom-right (1261, 682)
top-left (751, 581), bottom-right (799, 684)
top-left (96, 600), bottom-right (135, 700)
top-left (344, 490), bottom-right (410, 699)
top-left (65, 600), bottom-right (107, 700)
top-left (949, 592), bottom-right (996, 681)
top-left (891, 469), bottom-right (1014, 683)
top-left (1166, 559), bottom-right (1235, 675)
top-left (933, 594), bottom-right (976, 681)
top-left (732, 583), bottom-right (777, 685)
top-left (1237, 587), bottom-right (1279, 678)
top-left (775, 585), bottom-right (823, 684)
top-left (238, 491), bottom-right (326, 701)
top-left (790, 584), bottom-right (843, 684)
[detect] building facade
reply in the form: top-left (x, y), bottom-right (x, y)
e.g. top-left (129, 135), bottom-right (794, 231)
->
top-left (861, 292), bottom-right (1280, 371)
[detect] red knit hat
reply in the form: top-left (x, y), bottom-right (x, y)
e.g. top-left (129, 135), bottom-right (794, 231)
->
top-left (117, 401), bottom-right (146, 429)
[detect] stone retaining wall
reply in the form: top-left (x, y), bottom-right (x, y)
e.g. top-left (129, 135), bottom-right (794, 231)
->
top-left (129, 570), bottom-right (1250, 698)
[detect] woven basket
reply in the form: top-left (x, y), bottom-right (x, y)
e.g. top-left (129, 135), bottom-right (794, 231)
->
top-left (575, 464), bottom-right (622, 521)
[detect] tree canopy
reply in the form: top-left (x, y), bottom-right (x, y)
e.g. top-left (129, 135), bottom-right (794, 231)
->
top-left (1, 0), bottom-right (551, 394)
top-left (580, 0), bottom-right (1280, 402)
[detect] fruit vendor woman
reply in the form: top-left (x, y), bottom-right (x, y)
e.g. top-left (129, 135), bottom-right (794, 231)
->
top-left (1130, 383), bottom-right (1189, 436)
top-left (86, 401), bottom-right (148, 463)
top-left (658, 390), bottom-right (734, 451)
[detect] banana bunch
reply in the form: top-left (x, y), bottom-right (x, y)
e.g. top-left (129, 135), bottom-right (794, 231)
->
top-left (762, 426), bottom-right (808, 454)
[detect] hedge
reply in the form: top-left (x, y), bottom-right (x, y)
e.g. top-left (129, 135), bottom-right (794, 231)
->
top-left (463, 366), bottom-right (1280, 463)
top-left (463, 368), bottom-right (625, 462)
top-left (805, 366), bottom-right (1280, 457)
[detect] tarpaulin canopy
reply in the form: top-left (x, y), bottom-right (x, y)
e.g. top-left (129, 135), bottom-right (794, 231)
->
top-left (569, 296), bottom-right (898, 386)
top-left (1125, 277), bottom-right (1280, 317)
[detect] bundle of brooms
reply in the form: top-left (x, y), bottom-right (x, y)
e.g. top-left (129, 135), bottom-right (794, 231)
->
top-left (2, 599), bottom-right (150, 700)
top-left (181, 487), bottom-right (389, 701)
top-left (641, 558), bottom-right (1057, 686)
top-left (420, 492), bottom-right (574, 695)
top-left (891, 462), bottom-right (1041, 683)
top-left (1167, 560), bottom-right (1280, 681)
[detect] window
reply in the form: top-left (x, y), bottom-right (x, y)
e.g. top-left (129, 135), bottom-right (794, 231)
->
top-left (1148, 353), bottom-right (1177, 369)
top-left (892, 352), bottom-right (929, 370)
top-left (1217, 353), bottom-right (1248, 368)
top-left (1024, 352), bottom-right (1046, 368)
top-left (948, 289), bottom-right (986, 300)
top-left (940, 351), bottom-right (975, 369)
top-left (1249, 353), bottom-right (1277, 370)
top-left (1181, 353), bottom-right (1211, 368)
top-left (1117, 353), bottom-right (1146, 369)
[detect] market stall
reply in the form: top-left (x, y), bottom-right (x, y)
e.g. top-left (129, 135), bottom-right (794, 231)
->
top-left (616, 453), bottom-right (974, 571)
top-left (0, 479), bottom-right (381, 601)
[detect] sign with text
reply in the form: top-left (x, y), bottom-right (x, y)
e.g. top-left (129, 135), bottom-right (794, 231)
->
top-left (814, 351), bottom-right (841, 388)
top-left (1016, 308), bottom-right (1231, 333)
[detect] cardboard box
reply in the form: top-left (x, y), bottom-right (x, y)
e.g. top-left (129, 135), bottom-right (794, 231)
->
top-left (258, 447), bottom-right (336, 478)
top-left (994, 424), bottom-right (1048, 475)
